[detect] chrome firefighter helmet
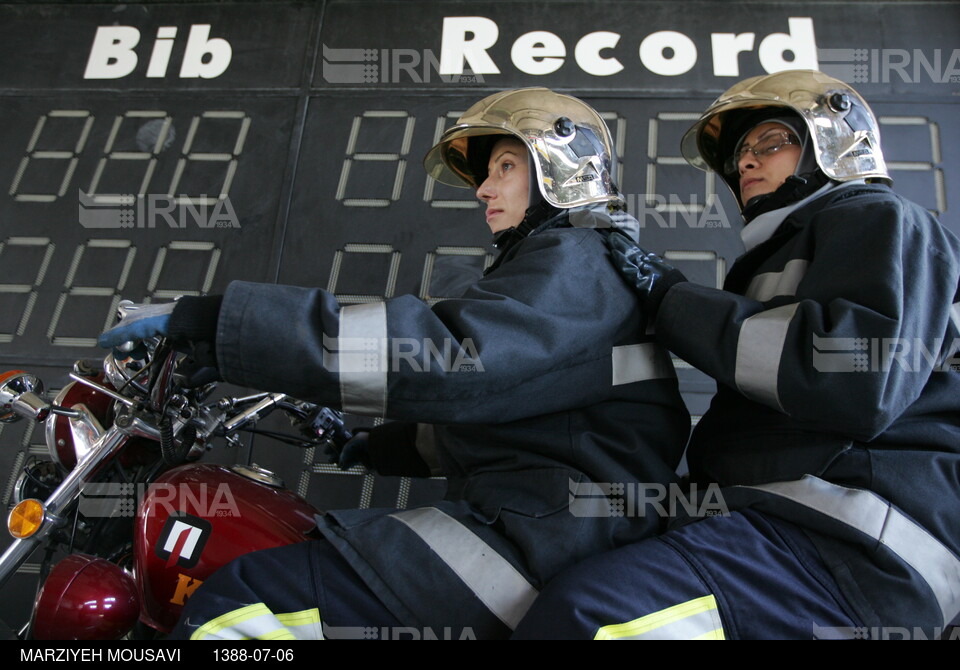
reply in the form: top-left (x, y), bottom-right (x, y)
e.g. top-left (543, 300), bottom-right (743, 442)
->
top-left (424, 87), bottom-right (623, 209)
top-left (681, 69), bottom-right (891, 206)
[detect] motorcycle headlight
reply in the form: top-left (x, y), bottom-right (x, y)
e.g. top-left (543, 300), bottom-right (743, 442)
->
top-left (44, 376), bottom-right (113, 470)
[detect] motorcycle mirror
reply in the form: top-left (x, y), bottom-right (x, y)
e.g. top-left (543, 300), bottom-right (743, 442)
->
top-left (0, 371), bottom-right (48, 423)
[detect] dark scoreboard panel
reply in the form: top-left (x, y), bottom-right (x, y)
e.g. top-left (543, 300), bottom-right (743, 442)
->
top-left (0, 0), bottom-right (957, 626)
top-left (0, 1), bottom-right (956, 368)
top-left (0, 97), bottom-right (294, 358)
top-left (2, 95), bottom-right (955, 362)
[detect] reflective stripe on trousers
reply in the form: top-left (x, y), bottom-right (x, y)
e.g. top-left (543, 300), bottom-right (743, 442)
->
top-left (594, 595), bottom-right (725, 640)
top-left (189, 605), bottom-right (323, 640)
top-left (389, 507), bottom-right (539, 631)
top-left (744, 475), bottom-right (960, 628)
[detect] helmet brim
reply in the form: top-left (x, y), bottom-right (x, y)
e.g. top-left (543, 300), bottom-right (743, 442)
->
top-left (423, 126), bottom-right (520, 190)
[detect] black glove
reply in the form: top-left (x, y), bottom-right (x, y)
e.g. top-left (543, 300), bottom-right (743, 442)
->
top-left (336, 430), bottom-right (372, 470)
top-left (606, 232), bottom-right (687, 321)
top-left (167, 294), bottom-right (223, 344)
top-left (333, 422), bottom-right (431, 477)
top-left (166, 294), bottom-right (224, 386)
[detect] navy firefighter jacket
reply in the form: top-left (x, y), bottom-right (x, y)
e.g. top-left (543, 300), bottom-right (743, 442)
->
top-left (210, 208), bottom-right (691, 634)
top-left (656, 182), bottom-right (960, 632)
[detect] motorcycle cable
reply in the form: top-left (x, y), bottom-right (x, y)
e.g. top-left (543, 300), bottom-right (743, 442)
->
top-left (17, 456), bottom-right (61, 500)
top-left (158, 413), bottom-right (196, 466)
top-left (273, 400), bottom-right (317, 421)
top-left (148, 342), bottom-right (179, 413)
top-left (237, 426), bottom-right (322, 449)
top-left (64, 494), bottom-right (84, 555)
top-left (115, 349), bottom-right (158, 395)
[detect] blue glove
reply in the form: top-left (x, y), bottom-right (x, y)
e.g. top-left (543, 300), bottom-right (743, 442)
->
top-left (98, 301), bottom-right (176, 349)
top-left (606, 232), bottom-right (688, 321)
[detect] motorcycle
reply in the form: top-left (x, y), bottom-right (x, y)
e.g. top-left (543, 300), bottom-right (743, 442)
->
top-left (0, 326), bottom-right (352, 640)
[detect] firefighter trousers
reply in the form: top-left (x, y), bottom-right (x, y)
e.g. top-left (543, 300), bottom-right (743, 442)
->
top-left (511, 509), bottom-right (862, 640)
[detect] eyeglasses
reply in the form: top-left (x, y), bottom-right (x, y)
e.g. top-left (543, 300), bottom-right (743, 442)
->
top-left (724, 130), bottom-right (799, 176)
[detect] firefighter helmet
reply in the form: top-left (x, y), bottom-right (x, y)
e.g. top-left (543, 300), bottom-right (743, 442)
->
top-left (681, 69), bottom-right (890, 205)
top-left (424, 87), bottom-right (623, 209)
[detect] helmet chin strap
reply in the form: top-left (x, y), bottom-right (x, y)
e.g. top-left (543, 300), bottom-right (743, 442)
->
top-left (491, 199), bottom-right (560, 249)
top-left (741, 170), bottom-right (830, 223)
top-left (486, 198), bottom-right (562, 275)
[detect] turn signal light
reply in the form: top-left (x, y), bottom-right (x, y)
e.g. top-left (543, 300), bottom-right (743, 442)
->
top-left (9, 498), bottom-right (45, 539)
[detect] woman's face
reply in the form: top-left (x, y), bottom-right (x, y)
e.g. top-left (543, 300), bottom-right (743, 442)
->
top-left (476, 137), bottom-right (530, 234)
top-left (735, 122), bottom-right (802, 204)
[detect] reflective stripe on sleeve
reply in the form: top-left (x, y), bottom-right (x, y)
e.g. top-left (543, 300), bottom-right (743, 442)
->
top-left (744, 476), bottom-right (960, 628)
top-left (744, 259), bottom-right (809, 301)
top-left (734, 303), bottom-right (799, 412)
top-left (389, 507), bottom-right (539, 630)
top-left (189, 604), bottom-right (323, 640)
top-left (594, 595), bottom-right (725, 640)
top-left (337, 302), bottom-right (389, 416)
top-left (611, 343), bottom-right (676, 386)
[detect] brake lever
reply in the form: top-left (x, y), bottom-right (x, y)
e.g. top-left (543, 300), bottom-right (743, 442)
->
top-left (219, 393), bottom-right (288, 435)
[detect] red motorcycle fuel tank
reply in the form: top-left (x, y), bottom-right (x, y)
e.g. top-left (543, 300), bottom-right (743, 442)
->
top-left (135, 463), bottom-right (321, 633)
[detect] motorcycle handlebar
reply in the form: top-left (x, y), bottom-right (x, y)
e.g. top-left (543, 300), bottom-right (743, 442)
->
top-left (0, 346), bottom-right (347, 589)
